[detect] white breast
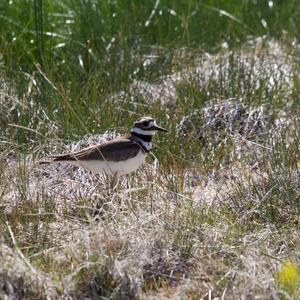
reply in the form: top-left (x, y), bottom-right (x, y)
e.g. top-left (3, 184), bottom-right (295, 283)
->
top-left (66, 150), bottom-right (147, 176)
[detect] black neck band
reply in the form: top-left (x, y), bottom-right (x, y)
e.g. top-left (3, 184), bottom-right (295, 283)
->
top-left (131, 131), bottom-right (152, 142)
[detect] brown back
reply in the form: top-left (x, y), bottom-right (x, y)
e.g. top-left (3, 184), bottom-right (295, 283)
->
top-left (51, 135), bottom-right (142, 162)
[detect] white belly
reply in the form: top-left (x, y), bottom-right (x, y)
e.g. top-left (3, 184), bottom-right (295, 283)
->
top-left (65, 150), bottom-right (147, 176)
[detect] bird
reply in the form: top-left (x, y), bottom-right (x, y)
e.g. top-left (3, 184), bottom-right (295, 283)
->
top-left (39, 117), bottom-right (167, 178)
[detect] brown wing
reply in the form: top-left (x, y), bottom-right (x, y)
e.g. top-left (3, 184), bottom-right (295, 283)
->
top-left (50, 136), bottom-right (142, 162)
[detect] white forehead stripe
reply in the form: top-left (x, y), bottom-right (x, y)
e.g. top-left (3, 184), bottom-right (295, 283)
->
top-left (131, 127), bottom-right (156, 136)
top-left (140, 119), bottom-right (154, 123)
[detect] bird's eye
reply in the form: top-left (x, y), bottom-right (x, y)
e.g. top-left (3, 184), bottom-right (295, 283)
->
top-left (142, 121), bottom-right (150, 127)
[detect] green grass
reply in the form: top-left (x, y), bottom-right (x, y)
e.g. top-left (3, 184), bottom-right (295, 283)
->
top-left (1, 0), bottom-right (300, 142)
top-left (0, 0), bottom-right (300, 299)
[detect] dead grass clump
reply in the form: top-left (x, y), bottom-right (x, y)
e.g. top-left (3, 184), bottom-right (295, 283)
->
top-left (177, 98), bottom-right (272, 145)
top-left (0, 243), bottom-right (59, 299)
top-left (0, 138), bottom-right (299, 298)
top-left (129, 38), bottom-right (294, 105)
top-left (227, 129), bottom-right (300, 227)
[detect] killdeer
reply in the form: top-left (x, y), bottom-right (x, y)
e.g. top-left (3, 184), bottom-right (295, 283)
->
top-left (40, 117), bottom-right (167, 177)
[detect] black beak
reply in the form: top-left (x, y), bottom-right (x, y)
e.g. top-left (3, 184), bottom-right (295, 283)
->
top-left (151, 124), bottom-right (168, 132)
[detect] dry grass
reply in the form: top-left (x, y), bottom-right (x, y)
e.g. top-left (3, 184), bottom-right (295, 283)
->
top-left (0, 38), bottom-right (300, 299)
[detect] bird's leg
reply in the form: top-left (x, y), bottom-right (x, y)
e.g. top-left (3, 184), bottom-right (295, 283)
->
top-left (93, 173), bottom-right (105, 220)
top-left (94, 172), bottom-right (117, 220)
top-left (110, 172), bottom-right (119, 190)
top-left (126, 174), bottom-right (130, 190)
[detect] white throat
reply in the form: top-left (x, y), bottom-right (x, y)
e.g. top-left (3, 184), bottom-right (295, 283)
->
top-left (140, 140), bottom-right (152, 151)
